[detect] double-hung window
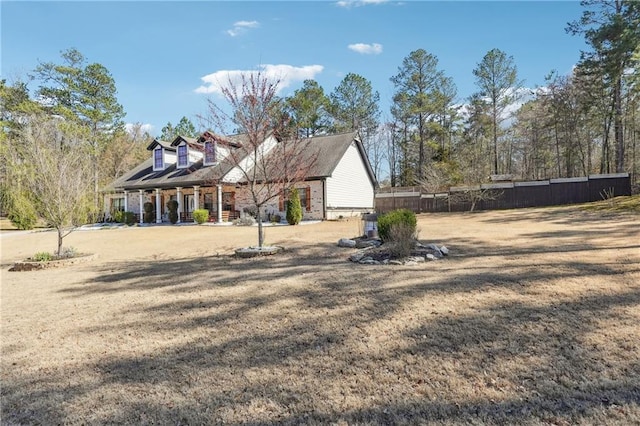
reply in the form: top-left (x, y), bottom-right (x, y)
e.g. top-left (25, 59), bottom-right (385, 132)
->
top-left (204, 141), bottom-right (216, 165)
top-left (177, 144), bottom-right (189, 168)
top-left (153, 148), bottom-right (164, 171)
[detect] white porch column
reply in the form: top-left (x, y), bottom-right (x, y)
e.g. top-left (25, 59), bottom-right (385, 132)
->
top-left (193, 186), bottom-right (200, 223)
top-left (138, 190), bottom-right (144, 224)
top-left (155, 188), bottom-right (162, 223)
top-left (217, 184), bottom-right (222, 223)
top-left (176, 187), bottom-right (182, 224)
top-left (123, 190), bottom-right (128, 212)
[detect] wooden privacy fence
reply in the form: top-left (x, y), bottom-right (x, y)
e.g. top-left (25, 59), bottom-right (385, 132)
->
top-left (375, 173), bottom-right (632, 214)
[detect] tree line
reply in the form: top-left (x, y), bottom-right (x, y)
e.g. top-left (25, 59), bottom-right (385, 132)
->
top-left (1, 0), bottom-right (638, 240)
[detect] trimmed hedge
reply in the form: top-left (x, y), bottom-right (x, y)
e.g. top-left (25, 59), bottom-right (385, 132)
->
top-left (166, 199), bottom-right (179, 224)
top-left (377, 208), bottom-right (417, 242)
top-left (113, 211), bottom-right (136, 225)
top-left (143, 202), bottom-right (155, 223)
top-left (286, 188), bottom-right (303, 225)
top-left (193, 209), bottom-right (209, 224)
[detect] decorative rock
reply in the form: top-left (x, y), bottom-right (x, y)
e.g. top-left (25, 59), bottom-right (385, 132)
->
top-left (359, 256), bottom-right (374, 263)
top-left (349, 252), bottom-right (366, 262)
top-left (406, 256), bottom-right (425, 263)
top-left (338, 238), bottom-right (357, 248)
top-left (389, 260), bottom-right (403, 265)
top-left (431, 250), bottom-right (444, 259)
top-left (235, 246), bottom-right (282, 258)
top-left (404, 260), bottom-right (418, 266)
top-left (426, 254), bottom-right (438, 261)
top-left (355, 239), bottom-right (381, 249)
top-left (440, 245), bottom-right (449, 255)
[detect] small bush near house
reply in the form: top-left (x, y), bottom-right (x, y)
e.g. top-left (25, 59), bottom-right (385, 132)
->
top-left (271, 214), bottom-right (282, 224)
top-left (377, 209), bottom-right (417, 242)
top-left (166, 200), bottom-right (179, 224)
top-left (286, 188), bottom-right (303, 225)
top-left (143, 202), bottom-right (154, 223)
top-left (113, 211), bottom-right (136, 225)
top-left (243, 206), bottom-right (258, 218)
top-left (193, 209), bottom-right (209, 224)
top-left (233, 216), bottom-right (256, 226)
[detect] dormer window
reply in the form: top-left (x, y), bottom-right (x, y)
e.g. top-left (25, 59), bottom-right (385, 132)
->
top-left (204, 140), bottom-right (217, 165)
top-left (177, 143), bottom-right (189, 169)
top-left (153, 147), bottom-right (165, 171)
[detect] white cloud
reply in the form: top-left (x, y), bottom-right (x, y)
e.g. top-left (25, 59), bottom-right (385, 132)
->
top-left (348, 43), bottom-right (383, 55)
top-left (195, 64), bottom-right (324, 95)
top-left (226, 20), bottom-right (259, 37)
top-left (125, 122), bottom-right (154, 137)
top-left (336, 0), bottom-right (389, 8)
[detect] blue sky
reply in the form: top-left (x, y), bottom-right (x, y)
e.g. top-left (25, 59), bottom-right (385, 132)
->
top-left (2, 1), bottom-right (588, 137)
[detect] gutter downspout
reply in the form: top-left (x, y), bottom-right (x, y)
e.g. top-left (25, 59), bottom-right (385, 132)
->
top-left (322, 178), bottom-right (327, 220)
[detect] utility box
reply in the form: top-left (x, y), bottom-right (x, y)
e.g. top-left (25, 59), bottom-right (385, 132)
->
top-left (362, 213), bottom-right (378, 238)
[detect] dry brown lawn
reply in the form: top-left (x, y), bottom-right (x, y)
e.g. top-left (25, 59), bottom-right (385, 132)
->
top-left (1, 204), bottom-right (639, 425)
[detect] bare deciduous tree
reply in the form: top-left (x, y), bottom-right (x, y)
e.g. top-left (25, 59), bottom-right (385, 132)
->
top-left (201, 71), bottom-right (317, 248)
top-left (7, 115), bottom-right (94, 254)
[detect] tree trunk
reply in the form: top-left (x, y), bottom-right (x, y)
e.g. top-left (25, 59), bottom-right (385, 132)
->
top-left (257, 204), bottom-right (264, 248)
top-left (493, 100), bottom-right (498, 175)
top-left (614, 77), bottom-right (624, 172)
top-left (57, 228), bottom-right (64, 256)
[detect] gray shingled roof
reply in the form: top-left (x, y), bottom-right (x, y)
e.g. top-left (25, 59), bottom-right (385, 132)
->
top-left (104, 131), bottom-right (377, 192)
top-left (106, 152), bottom-right (241, 191)
top-left (239, 131), bottom-right (377, 186)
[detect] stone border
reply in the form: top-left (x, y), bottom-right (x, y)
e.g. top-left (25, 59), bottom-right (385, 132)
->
top-left (9, 253), bottom-right (98, 272)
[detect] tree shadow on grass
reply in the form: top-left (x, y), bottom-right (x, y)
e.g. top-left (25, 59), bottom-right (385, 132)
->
top-left (4, 230), bottom-right (640, 424)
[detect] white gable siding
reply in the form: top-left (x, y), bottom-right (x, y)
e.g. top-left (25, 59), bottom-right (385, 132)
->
top-left (224, 135), bottom-right (278, 183)
top-left (165, 151), bottom-right (177, 165)
top-left (326, 142), bottom-right (374, 211)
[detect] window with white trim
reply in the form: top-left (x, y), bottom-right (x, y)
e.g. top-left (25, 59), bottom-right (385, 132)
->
top-left (204, 141), bottom-right (216, 165)
top-left (177, 144), bottom-right (189, 168)
top-left (153, 147), bottom-right (164, 171)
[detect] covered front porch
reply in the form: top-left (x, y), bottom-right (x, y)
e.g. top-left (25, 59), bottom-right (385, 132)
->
top-left (108, 184), bottom-right (240, 224)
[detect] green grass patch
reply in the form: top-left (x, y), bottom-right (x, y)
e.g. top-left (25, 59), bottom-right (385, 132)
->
top-left (581, 194), bottom-right (640, 213)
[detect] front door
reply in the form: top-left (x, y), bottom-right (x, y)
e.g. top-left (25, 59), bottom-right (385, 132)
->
top-left (184, 194), bottom-right (195, 220)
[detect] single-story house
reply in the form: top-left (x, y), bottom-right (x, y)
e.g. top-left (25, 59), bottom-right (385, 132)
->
top-left (103, 130), bottom-right (378, 223)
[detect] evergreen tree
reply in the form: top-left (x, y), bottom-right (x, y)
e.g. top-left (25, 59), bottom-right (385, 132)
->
top-left (329, 73), bottom-right (380, 136)
top-left (33, 48), bottom-right (125, 210)
top-left (472, 48), bottom-right (523, 175)
top-left (286, 80), bottom-right (331, 137)
top-left (286, 188), bottom-right (303, 225)
top-left (567, 0), bottom-right (640, 173)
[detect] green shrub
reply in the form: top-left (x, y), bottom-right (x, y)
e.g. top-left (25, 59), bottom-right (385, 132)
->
top-left (193, 209), bottom-right (209, 224)
top-left (7, 193), bottom-right (38, 230)
top-left (377, 209), bottom-right (417, 242)
top-left (113, 211), bottom-right (136, 225)
top-left (143, 202), bottom-right (154, 223)
top-left (33, 251), bottom-right (53, 262)
top-left (286, 188), bottom-right (303, 225)
top-left (387, 222), bottom-right (418, 259)
top-left (166, 199), bottom-right (179, 224)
